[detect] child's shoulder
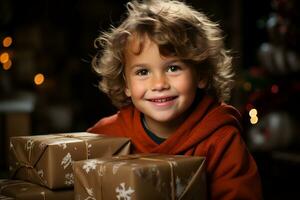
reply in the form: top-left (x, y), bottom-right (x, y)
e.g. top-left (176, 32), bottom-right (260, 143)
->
top-left (206, 101), bottom-right (241, 121)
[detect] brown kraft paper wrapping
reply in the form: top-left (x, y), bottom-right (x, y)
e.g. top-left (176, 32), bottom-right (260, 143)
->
top-left (9, 132), bottom-right (131, 189)
top-left (73, 154), bottom-right (206, 200)
top-left (0, 179), bottom-right (73, 200)
top-left (0, 194), bottom-right (14, 200)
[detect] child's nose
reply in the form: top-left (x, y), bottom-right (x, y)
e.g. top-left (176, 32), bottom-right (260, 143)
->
top-left (151, 74), bottom-right (170, 91)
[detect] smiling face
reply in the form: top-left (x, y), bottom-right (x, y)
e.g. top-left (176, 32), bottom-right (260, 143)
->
top-left (124, 34), bottom-right (205, 136)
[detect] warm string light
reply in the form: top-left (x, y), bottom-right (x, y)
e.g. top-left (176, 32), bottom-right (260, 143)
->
top-left (2, 36), bottom-right (13, 47)
top-left (249, 108), bottom-right (259, 124)
top-left (1, 36), bottom-right (13, 70)
top-left (0, 52), bottom-right (10, 64)
top-left (250, 116), bottom-right (258, 124)
top-left (1, 36), bottom-right (47, 86)
top-left (34, 73), bottom-right (45, 85)
top-left (2, 59), bottom-right (12, 70)
top-left (249, 108), bottom-right (257, 117)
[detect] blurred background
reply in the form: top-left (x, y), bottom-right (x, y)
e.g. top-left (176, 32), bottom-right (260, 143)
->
top-left (0, 0), bottom-right (299, 199)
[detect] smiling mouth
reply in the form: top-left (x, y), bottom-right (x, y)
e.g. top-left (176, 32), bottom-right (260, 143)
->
top-left (147, 96), bottom-right (177, 103)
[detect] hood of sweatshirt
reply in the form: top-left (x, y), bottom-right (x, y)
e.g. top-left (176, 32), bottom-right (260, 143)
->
top-left (88, 95), bottom-right (242, 154)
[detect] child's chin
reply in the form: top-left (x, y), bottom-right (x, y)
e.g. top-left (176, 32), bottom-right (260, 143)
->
top-left (146, 113), bottom-right (179, 123)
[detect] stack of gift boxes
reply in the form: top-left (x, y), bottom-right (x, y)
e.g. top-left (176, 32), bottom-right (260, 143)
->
top-left (0, 132), bottom-right (206, 200)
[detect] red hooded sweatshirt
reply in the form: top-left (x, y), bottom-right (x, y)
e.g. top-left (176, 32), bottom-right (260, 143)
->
top-left (88, 95), bottom-right (263, 200)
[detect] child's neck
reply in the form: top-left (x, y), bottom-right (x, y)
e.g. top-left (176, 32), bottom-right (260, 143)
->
top-left (143, 113), bottom-right (188, 139)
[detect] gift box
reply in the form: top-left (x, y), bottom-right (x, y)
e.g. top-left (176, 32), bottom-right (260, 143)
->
top-left (0, 179), bottom-right (73, 200)
top-left (9, 132), bottom-right (131, 189)
top-left (73, 154), bottom-right (206, 200)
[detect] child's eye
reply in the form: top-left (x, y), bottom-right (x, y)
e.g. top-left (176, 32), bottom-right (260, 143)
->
top-left (135, 69), bottom-right (149, 76)
top-left (167, 65), bottom-right (181, 73)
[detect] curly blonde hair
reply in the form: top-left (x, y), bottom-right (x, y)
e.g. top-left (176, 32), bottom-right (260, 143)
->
top-left (92, 0), bottom-right (234, 108)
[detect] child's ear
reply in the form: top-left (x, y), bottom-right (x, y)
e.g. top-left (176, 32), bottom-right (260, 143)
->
top-left (198, 79), bottom-right (207, 89)
top-left (125, 87), bottom-right (131, 97)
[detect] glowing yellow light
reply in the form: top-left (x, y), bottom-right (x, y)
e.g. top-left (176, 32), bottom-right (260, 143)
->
top-left (3, 36), bottom-right (13, 47)
top-left (250, 116), bottom-right (258, 124)
top-left (249, 108), bottom-right (258, 117)
top-left (34, 73), bottom-right (45, 85)
top-left (243, 82), bottom-right (252, 91)
top-left (2, 59), bottom-right (12, 70)
top-left (0, 52), bottom-right (10, 64)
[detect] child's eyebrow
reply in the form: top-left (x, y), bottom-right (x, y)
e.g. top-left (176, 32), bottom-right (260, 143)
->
top-left (127, 58), bottom-right (183, 69)
top-left (128, 63), bottom-right (149, 69)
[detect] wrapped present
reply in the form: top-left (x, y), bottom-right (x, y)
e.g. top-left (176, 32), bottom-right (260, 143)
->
top-left (9, 132), bottom-right (131, 189)
top-left (73, 154), bottom-right (206, 200)
top-left (0, 179), bottom-right (73, 200)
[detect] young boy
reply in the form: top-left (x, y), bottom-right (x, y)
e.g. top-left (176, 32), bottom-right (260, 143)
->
top-left (88, 0), bottom-right (262, 199)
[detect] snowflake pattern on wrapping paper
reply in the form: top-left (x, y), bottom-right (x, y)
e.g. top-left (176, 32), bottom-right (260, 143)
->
top-left (133, 164), bottom-right (166, 194)
top-left (82, 160), bottom-right (103, 173)
top-left (84, 188), bottom-right (96, 200)
top-left (65, 173), bottom-right (74, 185)
top-left (112, 162), bottom-right (127, 175)
top-left (38, 142), bottom-right (47, 150)
top-left (97, 165), bottom-right (106, 177)
top-left (25, 139), bottom-right (34, 151)
top-left (58, 143), bottom-right (67, 149)
top-left (134, 164), bottom-right (159, 179)
top-left (116, 182), bottom-right (135, 200)
top-left (61, 153), bottom-right (72, 169)
top-left (37, 169), bottom-right (48, 184)
top-left (87, 143), bottom-right (92, 157)
top-left (37, 169), bottom-right (44, 178)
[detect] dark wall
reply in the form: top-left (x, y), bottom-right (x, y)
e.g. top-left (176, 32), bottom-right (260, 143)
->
top-left (0, 0), bottom-right (239, 133)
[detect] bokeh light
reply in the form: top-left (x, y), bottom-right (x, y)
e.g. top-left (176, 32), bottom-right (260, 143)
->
top-left (271, 84), bottom-right (279, 94)
top-left (249, 108), bottom-right (258, 117)
top-left (34, 73), bottom-right (45, 85)
top-left (2, 36), bottom-right (13, 47)
top-left (250, 116), bottom-right (258, 124)
top-left (0, 52), bottom-right (10, 64)
top-left (2, 59), bottom-right (12, 70)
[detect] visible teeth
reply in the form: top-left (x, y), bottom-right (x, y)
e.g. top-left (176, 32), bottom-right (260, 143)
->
top-left (155, 99), bottom-right (165, 102)
top-left (151, 97), bottom-right (174, 102)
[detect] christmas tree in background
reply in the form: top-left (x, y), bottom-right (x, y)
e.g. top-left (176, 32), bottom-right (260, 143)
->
top-left (240, 0), bottom-right (300, 151)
